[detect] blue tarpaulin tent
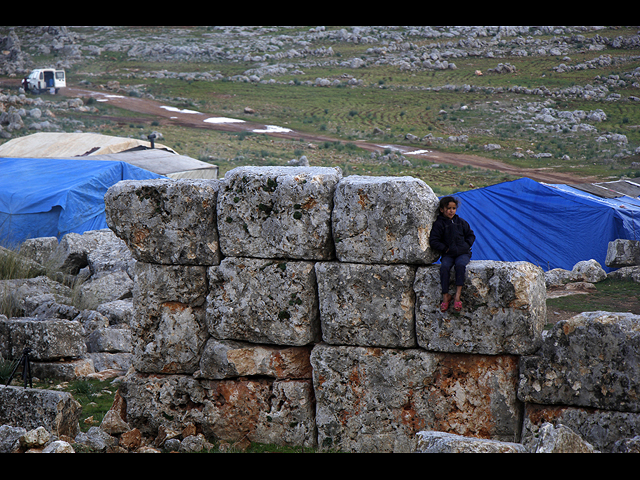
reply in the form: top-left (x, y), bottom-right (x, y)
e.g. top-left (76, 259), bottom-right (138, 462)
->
top-left (0, 157), bottom-right (163, 247)
top-left (451, 177), bottom-right (640, 272)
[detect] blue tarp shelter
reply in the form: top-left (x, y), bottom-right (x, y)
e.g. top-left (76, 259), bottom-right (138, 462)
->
top-left (0, 157), bottom-right (163, 247)
top-left (452, 177), bottom-right (640, 272)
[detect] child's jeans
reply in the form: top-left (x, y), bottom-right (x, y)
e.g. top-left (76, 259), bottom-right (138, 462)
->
top-left (439, 253), bottom-right (471, 294)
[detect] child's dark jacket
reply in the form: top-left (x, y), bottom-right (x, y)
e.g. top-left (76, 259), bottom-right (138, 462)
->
top-left (429, 214), bottom-right (476, 257)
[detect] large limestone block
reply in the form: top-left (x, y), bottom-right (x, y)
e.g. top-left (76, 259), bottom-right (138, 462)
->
top-left (518, 311), bottom-right (640, 413)
top-left (311, 344), bottom-right (522, 453)
top-left (0, 318), bottom-right (86, 361)
top-left (414, 260), bottom-right (546, 355)
top-left (0, 386), bottom-right (81, 438)
top-left (605, 239), bottom-right (640, 268)
top-left (131, 262), bottom-right (209, 374)
top-left (332, 175), bottom-right (440, 264)
top-left (521, 403), bottom-right (640, 453)
top-left (120, 371), bottom-right (317, 448)
top-left (315, 262), bottom-right (416, 347)
top-left (197, 338), bottom-right (312, 380)
top-left (206, 257), bottom-right (320, 346)
top-left (132, 302), bottom-right (207, 375)
top-left (104, 179), bottom-right (221, 265)
top-left (29, 358), bottom-right (96, 382)
top-left (133, 262), bottom-right (208, 309)
top-left (217, 166), bottom-right (342, 260)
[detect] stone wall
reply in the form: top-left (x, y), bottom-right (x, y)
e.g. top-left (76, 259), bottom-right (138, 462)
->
top-left (101, 166), bottom-right (640, 452)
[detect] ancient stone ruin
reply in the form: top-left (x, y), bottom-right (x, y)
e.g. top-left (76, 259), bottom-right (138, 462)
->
top-left (2, 165), bottom-right (640, 452)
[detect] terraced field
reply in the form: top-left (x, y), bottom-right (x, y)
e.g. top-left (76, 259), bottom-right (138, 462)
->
top-left (2, 26), bottom-right (640, 193)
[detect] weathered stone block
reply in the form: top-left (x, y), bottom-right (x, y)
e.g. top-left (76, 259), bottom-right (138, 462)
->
top-left (18, 236), bottom-right (58, 266)
top-left (217, 166), bottom-right (341, 260)
top-left (414, 260), bottom-right (546, 355)
top-left (0, 385), bottom-right (81, 438)
top-left (606, 239), bottom-right (640, 268)
top-left (518, 311), bottom-right (640, 413)
top-left (197, 338), bottom-right (312, 380)
top-left (415, 431), bottom-right (527, 453)
top-left (131, 262), bottom-right (209, 374)
top-left (29, 358), bottom-right (96, 381)
top-left (315, 262), bottom-right (416, 347)
top-left (105, 179), bottom-right (221, 265)
top-left (311, 344), bottom-right (522, 453)
top-left (521, 403), bottom-right (640, 453)
top-left (120, 371), bottom-right (316, 448)
top-left (85, 352), bottom-right (132, 373)
top-left (332, 175), bottom-right (440, 264)
top-left (77, 270), bottom-right (133, 308)
top-left (0, 318), bottom-right (86, 361)
top-left (132, 302), bottom-right (207, 375)
top-left (133, 262), bottom-right (208, 309)
top-left (206, 257), bottom-right (320, 346)
top-left (86, 327), bottom-right (132, 353)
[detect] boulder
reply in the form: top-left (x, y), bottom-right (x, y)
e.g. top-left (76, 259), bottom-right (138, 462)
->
top-left (0, 385), bottom-right (81, 437)
top-left (607, 265), bottom-right (640, 282)
top-left (206, 257), bottom-right (320, 346)
top-left (414, 260), bottom-right (546, 355)
top-left (521, 403), bottom-right (640, 453)
top-left (415, 431), bottom-right (526, 453)
top-left (76, 270), bottom-right (133, 308)
top-left (0, 276), bottom-right (73, 318)
top-left (605, 239), bottom-right (640, 268)
top-left (315, 262), bottom-right (417, 347)
top-left (332, 175), bottom-right (440, 264)
top-left (522, 422), bottom-right (597, 453)
top-left (571, 259), bottom-right (606, 283)
top-left (105, 179), bottom-right (221, 266)
top-left (0, 317), bottom-right (86, 361)
top-left (74, 426), bottom-right (117, 452)
top-left (0, 425), bottom-right (27, 453)
top-left (518, 311), bottom-right (640, 413)
top-left (217, 166), bottom-right (342, 260)
top-left (311, 344), bottom-right (522, 453)
top-left (50, 230), bottom-right (116, 275)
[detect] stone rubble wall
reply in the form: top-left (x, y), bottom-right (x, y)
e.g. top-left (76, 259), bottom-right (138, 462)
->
top-left (99, 166), bottom-right (640, 452)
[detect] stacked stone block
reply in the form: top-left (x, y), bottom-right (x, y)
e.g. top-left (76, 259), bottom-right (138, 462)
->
top-left (518, 310), bottom-right (640, 452)
top-left (103, 166), bottom-right (594, 452)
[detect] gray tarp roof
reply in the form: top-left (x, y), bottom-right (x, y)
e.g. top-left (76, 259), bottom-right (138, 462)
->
top-left (0, 132), bottom-right (218, 179)
top-left (66, 147), bottom-right (219, 179)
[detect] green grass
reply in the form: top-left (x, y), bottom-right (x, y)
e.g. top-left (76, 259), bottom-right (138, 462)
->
top-left (66, 378), bottom-right (117, 432)
top-left (547, 277), bottom-right (640, 315)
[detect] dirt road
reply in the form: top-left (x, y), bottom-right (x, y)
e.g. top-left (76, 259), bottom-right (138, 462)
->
top-left (64, 87), bottom-right (600, 184)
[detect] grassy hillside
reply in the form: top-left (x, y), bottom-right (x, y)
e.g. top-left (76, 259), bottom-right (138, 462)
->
top-left (2, 26), bottom-right (640, 194)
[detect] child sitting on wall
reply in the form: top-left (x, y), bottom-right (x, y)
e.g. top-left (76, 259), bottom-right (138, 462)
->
top-left (429, 196), bottom-right (476, 312)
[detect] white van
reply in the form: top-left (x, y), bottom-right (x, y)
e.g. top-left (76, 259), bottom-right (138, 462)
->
top-left (25, 68), bottom-right (66, 93)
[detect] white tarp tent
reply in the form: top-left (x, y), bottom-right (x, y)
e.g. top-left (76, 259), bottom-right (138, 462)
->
top-left (0, 132), bottom-right (178, 157)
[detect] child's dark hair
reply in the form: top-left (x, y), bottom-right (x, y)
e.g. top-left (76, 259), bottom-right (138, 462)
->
top-left (438, 196), bottom-right (459, 210)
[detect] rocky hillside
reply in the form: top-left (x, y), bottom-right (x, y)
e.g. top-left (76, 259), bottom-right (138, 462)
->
top-left (1, 26), bottom-right (639, 176)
